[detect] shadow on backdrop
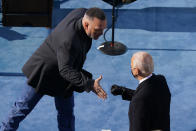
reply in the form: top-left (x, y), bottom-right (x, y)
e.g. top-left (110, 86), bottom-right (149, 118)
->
top-left (114, 7), bottom-right (196, 32)
top-left (52, 7), bottom-right (196, 32)
top-left (1, 6), bottom-right (196, 40)
top-left (0, 27), bottom-right (27, 41)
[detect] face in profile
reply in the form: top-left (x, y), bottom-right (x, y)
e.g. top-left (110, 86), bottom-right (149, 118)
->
top-left (86, 18), bottom-right (107, 40)
top-left (130, 57), bottom-right (137, 78)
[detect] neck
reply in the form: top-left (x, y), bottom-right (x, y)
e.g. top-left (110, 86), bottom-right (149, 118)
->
top-left (136, 73), bottom-right (152, 81)
top-left (137, 76), bottom-right (145, 81)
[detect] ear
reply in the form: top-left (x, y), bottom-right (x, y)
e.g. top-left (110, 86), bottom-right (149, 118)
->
top-left (84, 21), bottom-right (89, 30)
top-left (134, 68), bottom-right (140, 76)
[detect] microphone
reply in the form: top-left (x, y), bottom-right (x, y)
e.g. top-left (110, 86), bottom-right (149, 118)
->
top-left (122, 0), bottom-right (137, 4)
top-left (102, 0), bottom-right (136, 6)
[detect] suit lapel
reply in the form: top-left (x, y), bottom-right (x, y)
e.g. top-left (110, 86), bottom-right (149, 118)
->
top-left (134, 74), bottom-right (155, 95)
top-left (134, 84), bottom-right (143, 95)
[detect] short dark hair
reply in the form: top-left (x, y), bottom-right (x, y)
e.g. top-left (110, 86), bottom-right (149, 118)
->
top-left (85, 7), bottom-right (106, 20)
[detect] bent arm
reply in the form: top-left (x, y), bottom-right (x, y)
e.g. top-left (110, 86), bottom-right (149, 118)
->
top-left (57, 42), bottom-right (94, 91)
top-left (121, 87), bottom-right (135, 101)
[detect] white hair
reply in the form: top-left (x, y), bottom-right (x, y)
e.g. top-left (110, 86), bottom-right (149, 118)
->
top-left (132, 51), bottom-right (154, 77)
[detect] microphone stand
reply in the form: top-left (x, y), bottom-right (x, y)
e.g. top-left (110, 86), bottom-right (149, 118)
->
top-left (98, 0), bottom-right (127, 56)
top-left (111, 3), bottom-right (115, 47)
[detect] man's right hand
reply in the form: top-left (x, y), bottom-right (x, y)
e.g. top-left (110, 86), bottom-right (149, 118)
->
top-left (93, 75), bottom-right (107, 100)
top-left (111, 84), bottom-right (125, 96)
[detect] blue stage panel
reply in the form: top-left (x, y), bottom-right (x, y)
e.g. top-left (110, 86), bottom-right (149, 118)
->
top-left (1, 0), bottom-right (196, 130)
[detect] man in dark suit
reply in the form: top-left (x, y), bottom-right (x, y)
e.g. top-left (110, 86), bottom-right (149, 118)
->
top-left (111, 51), bottom-right (171, 131)
top-left (0, 7), bottom-right (107, 131)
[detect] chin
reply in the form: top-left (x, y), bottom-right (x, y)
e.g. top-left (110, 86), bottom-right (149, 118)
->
top-left (93, 37), bottom-right (99, 40)
top-left (93, 35), bottom-right (100, 40)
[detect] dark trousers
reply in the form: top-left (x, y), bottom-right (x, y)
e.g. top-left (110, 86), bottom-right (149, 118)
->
top-left (0, 80), bottom-right (75, 131)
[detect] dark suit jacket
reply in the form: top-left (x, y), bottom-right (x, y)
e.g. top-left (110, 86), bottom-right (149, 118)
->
top-left (122, 74), bottom-right (171, 131)
top-left (22, 8), bottom-right (94, 97)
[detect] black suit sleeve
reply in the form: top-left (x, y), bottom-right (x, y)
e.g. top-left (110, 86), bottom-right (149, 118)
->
top-left (122, 88), bottom-right (135, 101)
top-left (81, 69), bottom-right (92, 79)
top-left (56, 41), bottom-right (94, 91)
top-left (71, 69), bottom-right (93, 93)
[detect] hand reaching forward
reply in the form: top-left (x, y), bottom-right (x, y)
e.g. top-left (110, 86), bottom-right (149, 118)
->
top-left (111, 84), bottom-right (125, 96)
top-left (93, 75), bottom-right (107, 100)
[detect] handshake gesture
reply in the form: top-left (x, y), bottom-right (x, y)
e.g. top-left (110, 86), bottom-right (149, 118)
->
top-left (92, 75), bottom-right (126, 100)
top-left (92, 75), bottom-right (107, 100)
top-left (111, 84), bottom-right (126, 96)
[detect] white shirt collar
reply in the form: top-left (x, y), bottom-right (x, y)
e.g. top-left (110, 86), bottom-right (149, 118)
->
top-left (139, 74), bottom-right (152, 84)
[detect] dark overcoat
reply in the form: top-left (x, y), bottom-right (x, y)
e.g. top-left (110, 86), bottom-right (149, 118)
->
top-left (22, 8), bottom-right (94, 97)
top-left (122, 74), bottom-right (171, 131)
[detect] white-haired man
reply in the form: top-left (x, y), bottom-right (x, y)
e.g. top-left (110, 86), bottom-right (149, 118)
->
top-left (111, 51), bottom-right (171, 131)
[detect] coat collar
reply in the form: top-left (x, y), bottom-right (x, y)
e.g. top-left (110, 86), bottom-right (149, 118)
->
top-left (139, 73), bottom-right (152, 84)
top-left (76, 18), bottom-right (91, 40)
top-left (135, 73), bottom-right (155, 94)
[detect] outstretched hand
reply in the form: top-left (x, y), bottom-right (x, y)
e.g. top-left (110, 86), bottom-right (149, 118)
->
top-left (93, 75), bottom-right (107, 100)
top-left (111, 84), bottom-right (124, 96)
